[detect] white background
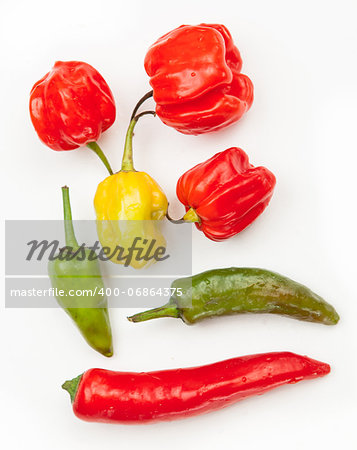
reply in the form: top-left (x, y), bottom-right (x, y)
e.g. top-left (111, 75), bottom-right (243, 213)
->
top-left (1, 0), bottom-right (357, 448)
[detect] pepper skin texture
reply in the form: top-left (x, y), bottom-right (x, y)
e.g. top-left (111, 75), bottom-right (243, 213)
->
top-left (49, 187), bottom-right (113, 357)
top-left (128, 267), bottom-right (340, 325)
top-left (94, 115), bottom-right (168, 269)
top-left (62, 352), bottom-right (330, 424)
top-left (144, 24), bottom-right (253, 134)
top-left (29, 61), bottom-right (116, 150)
top-left (176, 147), bottom-right (276, 241)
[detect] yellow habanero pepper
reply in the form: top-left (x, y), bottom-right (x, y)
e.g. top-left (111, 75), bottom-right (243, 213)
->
top-left (94, 112), bottom-right (168, 269)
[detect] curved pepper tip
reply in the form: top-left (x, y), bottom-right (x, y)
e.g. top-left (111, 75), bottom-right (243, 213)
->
top-left (331, 311), bottom-right (340, 325)
top-left (275, 353), bottom-right (330, 384)
top-left (319, 362), bottom-right (331, 376)
top-left (95, 341), bottom-right (114, 357)
top-left (103, 348), bottom-right (114, 358)
top-left (320, 307), bottom-right (339, 326)
top-left (300, 354), bottom-right (331, 378)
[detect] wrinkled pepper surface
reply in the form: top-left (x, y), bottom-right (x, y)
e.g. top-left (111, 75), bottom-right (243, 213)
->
top-left (175, 147), bottom-right (276, 241)
top-left (48, 186), bottom-right (113, 357)
top-left (29, 61), bottom-right (115, 174)
top-left (145, 24), bottom-right (253, 134)
top-left (128, 267), bottom-right (339, 325)
top-left (62, 352), bottom-right (330, 424)
top-left (94, 113), bottom-right (168, 269)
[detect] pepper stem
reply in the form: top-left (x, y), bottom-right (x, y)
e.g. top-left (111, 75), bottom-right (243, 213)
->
top-left (62, 374), bottom-right (83, 404)
top-left (86, 142), bottom-right (113, 175)
top-left (61, 186), bottom-right (79, 249)
top-left (166, 207), bottom-right (201, 224)
top-left (127, 303), bottom-right (180, 322)
top-left (130, 90), bottom-right (154, 120)
top-left (121, 111), bottom-right (156, 172)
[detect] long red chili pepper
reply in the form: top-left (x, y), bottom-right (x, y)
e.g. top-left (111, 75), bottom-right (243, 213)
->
top-left (62, 352), bottom-right (330, 424)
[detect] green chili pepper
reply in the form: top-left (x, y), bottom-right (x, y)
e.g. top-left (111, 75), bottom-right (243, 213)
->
top-left (128, 267), bottom-right (339, 325)
top-left (48, 186), bottom-right (113, 357)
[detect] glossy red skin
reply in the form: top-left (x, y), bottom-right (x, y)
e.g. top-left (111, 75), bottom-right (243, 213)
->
top-left (176, 147), bottom-right (276, 241)
top-left (72, 352), bottom-right (330, 424)
top-left (29, 61), bottom-right (116, 151)
top-left (144, 24), bottom-right (253, 135)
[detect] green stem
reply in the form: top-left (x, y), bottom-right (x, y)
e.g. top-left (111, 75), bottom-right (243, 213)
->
top-left (62, 374), bottom-right (83, 404)
top-left (61, 186), bottom-right (79, 249)
top-left (166, 207), bottom-right (201, 224)
top-left (127, 303), bottom-right (180, 322)
top-left (130, 90), bottom-right (154, 121)
top-left (121, 111), bottom-right (156, 172)
top-left (86, 142), bottom-right (113, 175)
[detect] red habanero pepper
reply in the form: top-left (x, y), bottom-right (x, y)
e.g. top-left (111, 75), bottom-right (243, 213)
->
top-left (29, 61), bottom-right (115, 173)
top-left (173, 147), bottom-right (276, 241)
top-left (62, 352), bottom-right (330, 424)
top-left (144, 24), bottom-right (253, 135)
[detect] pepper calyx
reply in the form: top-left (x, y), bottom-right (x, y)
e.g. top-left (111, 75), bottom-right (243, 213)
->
top-left (62, 374), bottom-right (83, 404)
top-left (182, 207), bottom-right (200, 224)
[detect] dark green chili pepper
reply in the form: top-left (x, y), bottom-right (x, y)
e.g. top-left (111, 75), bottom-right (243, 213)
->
top-left (48, 186), bottom-right (113, 357)
top-left (128, 267), bottom-right (339, 325)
